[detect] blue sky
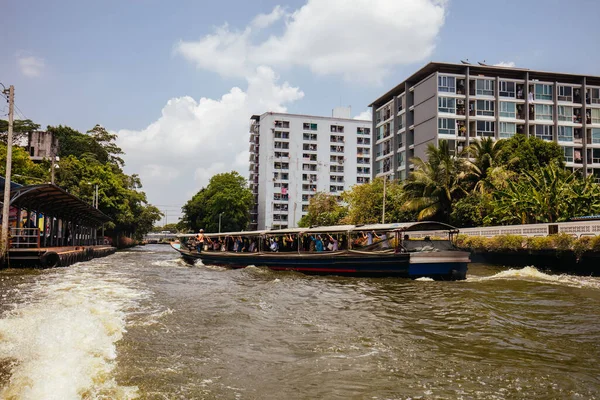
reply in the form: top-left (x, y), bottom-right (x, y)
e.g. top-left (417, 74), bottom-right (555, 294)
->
top-left (2, 0), bottom-right (600, 222)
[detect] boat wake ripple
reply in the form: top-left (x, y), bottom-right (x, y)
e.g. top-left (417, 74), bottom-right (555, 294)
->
top-left (0, 265), bottom-right (145, 400)
top-left (467, 266), bottom-right (600, 289)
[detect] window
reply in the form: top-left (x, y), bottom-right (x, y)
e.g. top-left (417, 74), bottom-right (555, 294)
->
top-left (535, 84), bottom-right (553, 101)
top-left (499, 81), bottom-right (515, 98)
top-left (558, 126), bottom-right (573, 142)
top-left (558, 106), bottom-right (573, 122)
top-left (303, 122), bottom-right (318, 130)
top-left (303, 143), bottom-right (317, 151)
top-left (592, 129), bottom-right (600, 144)
top-left (438, 75), bottom-right (456, 93)
top-left (558, 86), bottom-right (573, 102)
top-left (476, 79), bottom-right (495, 96)
top-left (330, 135), bottom-right (344, 143)
top-left (357, 137), bottom-right (370, 145)
top-left (303, 133), bottom-right (317, 141)
top-left (274, 120), bottom-right (290, 128)
top-left (499, 122), bottom-right (516, 138)
top-left (438, 118), bottom-right (456, 135)
top-left (302, 153), bottom-right (317, 161)
top-left (357, 127), bottom-right (370, 135)
top-left (273, 162), bottom-right (289, 170)
top-left (274, 151), bottom-right (289, 158)
top-left (535, 104), bottom-right (553, 121)
top-left (274, 130), bottom-right (289, 139)
top-left (535, 125), bottom-right (553, 141)
top-left (330, 145), bottom-right (344, 153)
top-left (591, 109), bottom-right (600, 124)
top-left (356, 177), bottom-right (370, 184)
top-left (589, 88), bottom-right (600, 104)
top-left (398, 132), bottom-right (405, 148)
top-left (476, 100), bottom-right (495, 116)
top-left (274, 141), bottom-right (289, 149)
top-left (476, 121), bottom-right (495, 137)
top-left (398, 115), bottom-right (404, 130)
top-left (563, 147), bottom-right (574, 163)
top-left (438, 97), bottom-right (456, 114)
top-left (330, 125), bottom-right (344, 133)
top-left (499, 102), bottom-right (516, 118)
top-left (397, 152), bottom-right (405, 168)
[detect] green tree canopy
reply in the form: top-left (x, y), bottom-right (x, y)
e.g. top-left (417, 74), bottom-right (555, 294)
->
top-left (297, 192), bottom-right (347, 227)
top-left (497, 134), bottom-right (564, 174)
top-left (0, 119), bottom-right (41, 144)
top-left (403, 140), bottom-right (470, 223)
top-left (341, 177), bottom-right (411, 224)
top-left (181, 172), bottom-right (253, 233)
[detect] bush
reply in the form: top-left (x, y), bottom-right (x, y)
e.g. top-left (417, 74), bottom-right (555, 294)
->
top-left (488, 235), bottom-right (524, 252)
top-left (591, 236), bottom-right (600, 252)
top-left (525, 236), bottom-right (554, 251)
top-left (551, 233), bottom-right (575, 251)
top-left (573, 236), bottom-right (593, 258)
top-left (463, 236), bottom-right (488, 251)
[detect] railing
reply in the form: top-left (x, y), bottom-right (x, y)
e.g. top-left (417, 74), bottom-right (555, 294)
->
top-left (10, 227), bottom-right (40, 248)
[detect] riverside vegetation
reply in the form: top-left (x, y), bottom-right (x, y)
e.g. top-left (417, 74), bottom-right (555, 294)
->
top-left (0, 120), bottom-right (162, 243)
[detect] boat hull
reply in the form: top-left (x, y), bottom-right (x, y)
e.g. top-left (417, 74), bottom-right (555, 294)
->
top-left (171, 243), bottom-right (467, 280)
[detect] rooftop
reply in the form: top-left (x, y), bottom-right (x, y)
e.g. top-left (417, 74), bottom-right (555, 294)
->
top-left (370, 61), bottom-right (600, 108)
top-left (251, 111), bottom-right (371, 124)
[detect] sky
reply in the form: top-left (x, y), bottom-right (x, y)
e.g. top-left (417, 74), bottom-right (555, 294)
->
top-left (2, 0), bottom-right (600, 224)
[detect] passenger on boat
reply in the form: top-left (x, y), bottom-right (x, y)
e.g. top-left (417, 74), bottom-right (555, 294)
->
top-left (327, 234), bottom-right (339, 251)
top-left (312, 235), bottom-right (324, 252)
top-left (269, 238), bottom-right (279, 252)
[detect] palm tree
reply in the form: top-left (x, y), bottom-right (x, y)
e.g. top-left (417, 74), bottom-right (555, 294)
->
top-left (467, 137), bottom-right (505, 193)
top-left (403, 140), bottom-right (470, 222)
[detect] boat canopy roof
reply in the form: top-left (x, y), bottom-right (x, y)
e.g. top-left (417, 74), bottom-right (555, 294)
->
top-left (177, 221), bottom-right (458, 238)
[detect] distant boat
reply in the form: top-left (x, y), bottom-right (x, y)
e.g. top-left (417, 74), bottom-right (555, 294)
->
top-left (170, 222), bottom-right (470, 280)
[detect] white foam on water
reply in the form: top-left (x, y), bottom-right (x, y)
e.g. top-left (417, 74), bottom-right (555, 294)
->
top-left (467, 266), bottom-right (600, 290)
top-left (415, 277), bottom-right (435, 282)
top-left (0, 265), bottom-right (145, 399)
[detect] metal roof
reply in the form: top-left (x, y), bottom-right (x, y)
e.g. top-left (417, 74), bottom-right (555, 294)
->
top-left (7, 184), bottom-right (111, 226)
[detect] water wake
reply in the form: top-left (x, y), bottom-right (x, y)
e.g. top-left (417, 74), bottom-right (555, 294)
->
top-left (0, 265), bottom-right (144, 400)
top-left (468, 266), bottom-right (600, 289)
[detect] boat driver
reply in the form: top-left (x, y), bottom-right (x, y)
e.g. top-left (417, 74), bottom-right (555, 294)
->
top-left (196, 229), bottom-right (205, 252)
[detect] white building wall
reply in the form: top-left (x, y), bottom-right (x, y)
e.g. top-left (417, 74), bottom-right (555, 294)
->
top-left (254, 112), bottom-right (372, 230)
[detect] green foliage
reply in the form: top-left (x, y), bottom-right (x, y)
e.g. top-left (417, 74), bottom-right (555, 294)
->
top-left (497, 134), bottom-right (564, 174)
top-left (181, 172), bottom-right (253, 233)
top-left (488, 235), bottom-right (524, 252)
top-left (0, 119), bottom-right (41, 144)
top-left (488, 162), bottom-right (600, 224)
top-left (341, 177), bottom-right (411, 224)
top-left (0, 143), bottom-right (48, 184)
top-left (450, 191), bottom-right (490, 228)
top-left (403, 140), bottom-right (469, 223)
top-left (297, 192), bottom-right (347, 227)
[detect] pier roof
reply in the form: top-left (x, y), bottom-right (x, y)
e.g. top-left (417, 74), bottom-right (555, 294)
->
top-left (7, 184), bottom-right (111, 226)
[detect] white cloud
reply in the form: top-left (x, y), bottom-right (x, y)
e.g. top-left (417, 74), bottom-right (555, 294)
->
top-left (354, 110), bottom-right (372, 121)
top-left (251, 5), bottom-right (286, 29)
top-left (116, 66), bottom-right (304, 214)
top-left (16, 53), bottom-right (45, 77)
top-left (176, 0), bottom-right (447, 83)
top-left (494, 61), bottom-right (516, 68)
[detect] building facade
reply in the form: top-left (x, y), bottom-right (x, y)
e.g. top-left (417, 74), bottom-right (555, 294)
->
top-left (370, 62), bottom-right (600, 182)
top-left (248, 111), bottom-right (372, 230)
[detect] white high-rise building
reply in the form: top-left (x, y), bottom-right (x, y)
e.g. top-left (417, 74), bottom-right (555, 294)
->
top-left (248, 111), bottom-right (372, 230)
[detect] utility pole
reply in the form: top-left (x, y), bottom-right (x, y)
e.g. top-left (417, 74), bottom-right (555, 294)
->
top-left (0, 85), bottom-right (15, 264)
top-left (382, 176), bottom-right (387, 224)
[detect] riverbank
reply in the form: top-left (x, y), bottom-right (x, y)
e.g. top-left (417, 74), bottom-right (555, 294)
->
top-left (456, 233), bottom-right (600, 275)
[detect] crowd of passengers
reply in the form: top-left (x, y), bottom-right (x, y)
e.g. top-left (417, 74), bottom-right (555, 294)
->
top-left (188, 231), bottom-right (392, 253)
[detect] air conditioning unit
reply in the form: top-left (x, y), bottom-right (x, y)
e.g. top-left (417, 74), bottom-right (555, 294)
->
top-left (457, 99), bottom-right (464, 105)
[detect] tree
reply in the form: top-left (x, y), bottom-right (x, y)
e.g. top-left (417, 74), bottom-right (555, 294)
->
top-left (0, 119), bottom-right (41, 144)
top-left (87, 124), bottom-right (125, 167)
top-left (181, 172), bottom-right (253, 233)
top-left (0, 143), bottom-right (48, 184)
top-left (297, 192), bottom-right (347, 227)
top-left (468, 137), bottom-right (504, 193)
top-left (488, 162), bottom-right (600, 224)
top-left (403, 140), bottom-right (470, 223)
top-left (497, 134), bottom-right (564, 174)
top-left (341, 178), bottom-right (412, 224)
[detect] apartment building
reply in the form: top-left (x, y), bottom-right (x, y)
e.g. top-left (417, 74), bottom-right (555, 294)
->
top-left (248, 110), bottom-right (372, 230)
top-left (370, 62), bottom-right (600, 182)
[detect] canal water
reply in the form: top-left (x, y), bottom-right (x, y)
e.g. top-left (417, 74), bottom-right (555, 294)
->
top-left (0, 245), bottom-right (599, 399)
